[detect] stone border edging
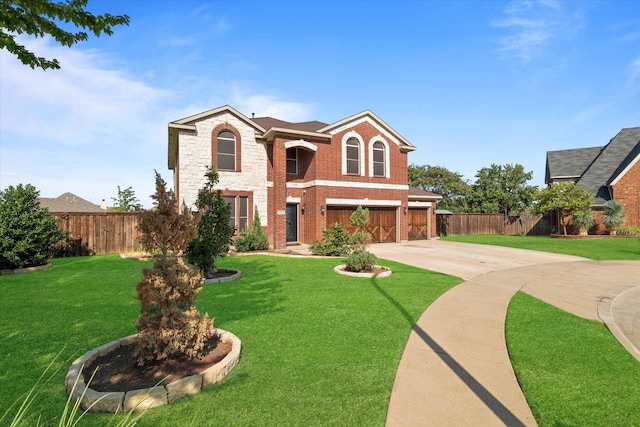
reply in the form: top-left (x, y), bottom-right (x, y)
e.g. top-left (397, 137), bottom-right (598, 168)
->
top-left (333, 264), bottom-right (391, 278)
top-left (1, 263), bottom-right (52, 276)
top-left (65, 329), bottom-right (241, 413)
top-left (203, 269), bottom-right (242, 284)
top-left (598, 285), bottom-right (640, 363)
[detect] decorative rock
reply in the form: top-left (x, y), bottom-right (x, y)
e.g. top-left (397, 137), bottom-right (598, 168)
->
top-left (0, 263), bottom-right (52, 275)
top-left (203, 269), bottom-right (242, 284)
top-left (333, 264), bottom-right (392, 278)
top-left (166, 374), bottom-right (202, 403)
top-left (124, 387), bottom-right (167, 412)
top-left (66, 329), bottom-right (241, 412)
top-left (80, 389), bottom-right (125, 413)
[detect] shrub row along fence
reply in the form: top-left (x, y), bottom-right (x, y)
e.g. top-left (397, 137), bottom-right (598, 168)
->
top-left (52, 212), bottom-right (142, 256)
top-left (436, 213), bottom-right (553, 237)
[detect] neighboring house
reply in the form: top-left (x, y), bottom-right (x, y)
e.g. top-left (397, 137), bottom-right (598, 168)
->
top-left (168, 105), bottom-right (440, 250)
top-left (545, 127), bottom-right (640, 230)
top-left (39, 192), bottom-right (107, 213)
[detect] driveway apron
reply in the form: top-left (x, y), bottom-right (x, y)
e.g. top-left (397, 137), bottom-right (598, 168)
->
top-left (370, 240), bottom-right (639, 427)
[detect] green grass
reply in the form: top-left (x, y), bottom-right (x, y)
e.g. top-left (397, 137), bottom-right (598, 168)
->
top-left (506, 292), bottom-right (640, 426)
top-left (0, 254), bottom-right (460, 426)
top-left (440, 234), bottom-right (640, 260)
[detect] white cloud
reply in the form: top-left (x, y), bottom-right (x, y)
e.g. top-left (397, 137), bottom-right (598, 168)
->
top-left (630, 57), bottom-right (640, 80)
top-left (494, 0), bottom-right (583, 62)
top-left (231, 93), bottom-right (315, 122)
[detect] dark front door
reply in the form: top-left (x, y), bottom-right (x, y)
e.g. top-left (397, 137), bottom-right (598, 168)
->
top-left (286, 204), bottom-right (298, 243)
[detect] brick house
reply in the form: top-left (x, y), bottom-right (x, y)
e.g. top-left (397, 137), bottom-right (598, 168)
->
top-left (545, 127), bottom-right (640, 232)
top-left (168, 105), bottom-right (439, 250)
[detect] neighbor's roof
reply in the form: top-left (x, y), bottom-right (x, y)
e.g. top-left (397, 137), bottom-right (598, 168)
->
top-left (168, 105), bottom-right (417, 169)
top-left (578, 127), bottom-right (640, 204)
top-left (545, 127), bottom-right (640, 205)
top-left (39, 192), bottom-right (106, 213)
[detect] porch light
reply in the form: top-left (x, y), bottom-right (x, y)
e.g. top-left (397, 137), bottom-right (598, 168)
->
top-left (301, 203), bottom-right (306, 213)
top-left (320, 205), bottom-right (325, 214)
top-left (404, 206), bottom-right (408, 215)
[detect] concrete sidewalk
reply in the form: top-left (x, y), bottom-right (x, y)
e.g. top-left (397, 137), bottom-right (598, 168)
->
top-left (368, 240), bottom-right (640, 426)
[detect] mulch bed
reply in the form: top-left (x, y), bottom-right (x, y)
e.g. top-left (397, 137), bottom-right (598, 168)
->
top-left (85, 336), bottom-right (231, 392)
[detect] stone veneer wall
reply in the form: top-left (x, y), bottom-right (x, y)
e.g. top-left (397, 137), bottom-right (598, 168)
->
top-left (177, 112), bottom-right (269, 226)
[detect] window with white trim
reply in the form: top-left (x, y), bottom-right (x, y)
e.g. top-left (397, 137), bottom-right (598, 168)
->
top-left (346, 137), bottom-right (360, 175)
top-left (372, 141), bottom-right (386, 177)
top-left (286, 148), bottom-right (298, 175)
top-left (216, 130), bottom-right (236, 170)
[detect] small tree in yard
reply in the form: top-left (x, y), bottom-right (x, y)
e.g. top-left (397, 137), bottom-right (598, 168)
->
top-left (0, 184), bottom-right (66, 269)
top-left (185, 167), bottom-right (235, 277)
top-left (345, 206), bottom-right (377, 272)
top-left (110, 185), bottom-right (143, 212)
top-left (234, 206), bottom-right (269, 252)
top-left (310, 223), bottom-right (352, 256)
top-left (602, 199), bottom-right (624, 235)
top-left (134, 171), bottom-right (213, 365)
top-left (533, 182), bottom-right (593, 235)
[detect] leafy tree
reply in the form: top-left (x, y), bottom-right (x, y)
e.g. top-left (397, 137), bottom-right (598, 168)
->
top-left (468, 164), bottom-right (538, 225)
top-left (110, 185), bottom-right (143, 212)
top-left (0, 184), bottom-right (66, 269)
top-left (134, 170), bottom-right (212, 365)
top-left (602, 199), bottom-right (624, 234)
top-left (185, 167), bottom-right (235, 277)
top-left (533, 182), bottom-right (593, 235)
top-left (137, 171), bottom-right (199, 268)
top-left (408, 164), bottom-right (470, 212)
top-left (0, 0), bottom-right (129, 70)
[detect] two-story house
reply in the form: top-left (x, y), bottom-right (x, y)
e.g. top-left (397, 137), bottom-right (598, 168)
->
top-left (168, 105), bottom-right (438, 250)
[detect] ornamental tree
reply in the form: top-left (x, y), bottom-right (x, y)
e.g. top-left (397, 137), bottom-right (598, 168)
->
top-left (134, 171), bottom-right (213, 365)
top-left (185, 167), bottom-right (235, 278)
top-left (0, 184), bottom-right (66, 269)
top-left (533, 182), bottom-right (593, 235)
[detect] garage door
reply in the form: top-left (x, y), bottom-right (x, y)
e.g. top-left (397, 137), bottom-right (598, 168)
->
top-left (326, 207), bottom-right (397, 243)
top-left (408, 208), bottom-right (429, 240)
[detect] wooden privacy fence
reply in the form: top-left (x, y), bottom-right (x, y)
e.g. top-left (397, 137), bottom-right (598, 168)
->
top-left (52, 212), bottom-right (142, 256)
top-left (436, 213), bottom-right (553, 237)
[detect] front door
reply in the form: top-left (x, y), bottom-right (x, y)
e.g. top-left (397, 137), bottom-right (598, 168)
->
top-left (286, 203), bottom-right (298, 243)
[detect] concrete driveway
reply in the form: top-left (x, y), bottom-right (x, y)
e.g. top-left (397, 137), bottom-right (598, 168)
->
top-left (369, 239), bottom-right (640, 426)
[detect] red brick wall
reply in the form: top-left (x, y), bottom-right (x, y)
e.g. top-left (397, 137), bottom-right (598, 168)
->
top-left (265, 121), bottom-right (412, 248)
top-left (611, 159), bottom-right (640, 227)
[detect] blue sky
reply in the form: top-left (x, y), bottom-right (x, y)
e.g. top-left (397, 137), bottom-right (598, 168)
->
top-left (1, 0), bottom-right (639, 207)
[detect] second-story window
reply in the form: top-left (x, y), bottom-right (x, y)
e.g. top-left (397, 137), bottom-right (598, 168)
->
top-left (217, 130), bottom-right (236, 170)
top-left (372, 141), bottom-right (386, 177)
top-left (286, 148), bottom-right (298, 175)
top-left (346, 137), bottom-right (360, 175)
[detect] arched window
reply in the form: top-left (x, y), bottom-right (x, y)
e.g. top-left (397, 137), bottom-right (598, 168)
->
top-left (346, 137), bottom-right (360, 175)
top-left (372, 141), bottom-right (385, 177)
top-left (216, 130), bottom-right (236, 170)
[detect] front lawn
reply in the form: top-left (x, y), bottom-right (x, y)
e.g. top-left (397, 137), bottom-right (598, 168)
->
top-left (506, 292), bottom-right (640, 426)
top-left (440, 234), bottom-right (640, 260)
top-left (0, 254), bottom-right (460, 426)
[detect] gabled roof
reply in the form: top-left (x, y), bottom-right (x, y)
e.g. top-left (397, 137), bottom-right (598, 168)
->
top-left (39, 192), bottom-right (106, 213)
top-left (546, 146), bottom-right (602, 182)
top-left (545, 127), bottom-right (640, 205)
top-left (168, 106), bottom-right (417, 168)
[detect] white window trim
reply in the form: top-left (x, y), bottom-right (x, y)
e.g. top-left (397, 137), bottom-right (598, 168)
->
top-left (341, 131), bottom-right (365, 176)
top-left (368, 137), bottom-right (390, 178)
